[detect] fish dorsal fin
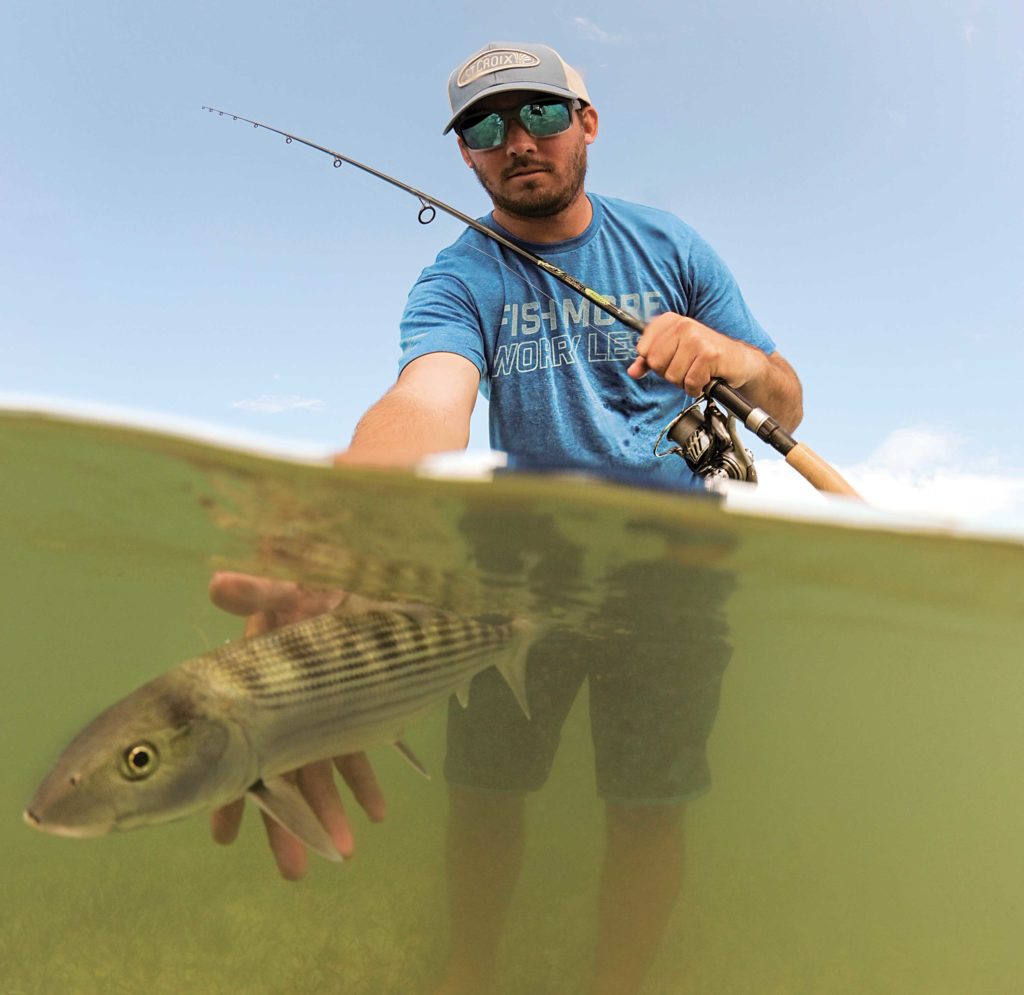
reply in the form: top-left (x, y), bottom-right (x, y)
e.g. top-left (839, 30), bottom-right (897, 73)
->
top-left (495, 622), bottom-right (535, 720)
top-left (247, 777), bottom-right (343, 862)
top-left (393, 740), bottom-right (431, 780)
top-left (456, 680), bottom-right (471, 709)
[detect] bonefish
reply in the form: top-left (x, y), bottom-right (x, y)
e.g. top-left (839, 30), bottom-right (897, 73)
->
top-left (24, 600), bottom-right (535, 860)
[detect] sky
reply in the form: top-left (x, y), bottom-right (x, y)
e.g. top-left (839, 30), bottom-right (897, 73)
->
top-left (2, 1), bottom-right (1022, 526)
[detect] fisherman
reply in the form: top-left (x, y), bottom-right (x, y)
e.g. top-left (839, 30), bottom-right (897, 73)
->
top-left (211, 41), bottom-right (803, 995)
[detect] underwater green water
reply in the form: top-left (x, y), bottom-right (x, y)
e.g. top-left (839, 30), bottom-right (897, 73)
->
top-left (2, 413), bottom-right (1022, 994)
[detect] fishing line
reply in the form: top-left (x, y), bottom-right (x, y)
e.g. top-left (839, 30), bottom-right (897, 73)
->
top-left (202, 106), bottom-right (860, 497)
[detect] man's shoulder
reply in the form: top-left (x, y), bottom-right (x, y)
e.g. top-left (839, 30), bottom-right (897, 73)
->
top-left (415, 223), bottom-right (497, 280)
top-left (590, 193), bottom-right (702, 243)
top-left (405, 220), bottom-right (510, 312)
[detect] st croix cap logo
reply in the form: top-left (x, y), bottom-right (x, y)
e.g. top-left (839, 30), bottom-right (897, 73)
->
top-left (456, 49), bottom-right (541, 88)
top-left (443, 41), bottom-right (591, 134)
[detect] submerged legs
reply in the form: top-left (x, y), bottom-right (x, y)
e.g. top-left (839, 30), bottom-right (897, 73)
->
top-left (431, 786), bottom-right (527, 995)
top-left (431, 787), bottom-right (686, 994)
top-left (589, 801), bottom-right (687, 995)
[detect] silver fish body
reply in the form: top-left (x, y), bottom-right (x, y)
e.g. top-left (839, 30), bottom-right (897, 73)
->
top-left (25, 602), bottom-right (535, 856)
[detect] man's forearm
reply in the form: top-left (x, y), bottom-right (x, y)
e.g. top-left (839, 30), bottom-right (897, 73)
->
top-left (739, 351), bottom-right (803, 434)
top-left (334, 378), bottom-right (474, 469)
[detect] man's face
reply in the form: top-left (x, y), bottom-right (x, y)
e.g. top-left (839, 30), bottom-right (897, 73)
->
top-left (456, 91), bottom-right (598, 220)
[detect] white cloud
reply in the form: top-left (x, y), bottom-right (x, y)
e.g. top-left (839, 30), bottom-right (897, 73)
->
top-left (864, 426), bottom-right (958, 472)
top-left (746, 427), bottom-right (1024, 534)
top-left (573, 16), bottom-right (625, 44)
top-left (232, 395), bottom-right (325, 414)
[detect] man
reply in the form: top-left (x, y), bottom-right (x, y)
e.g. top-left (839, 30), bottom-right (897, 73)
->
top-left (211, 41), bottom-right (802, 994)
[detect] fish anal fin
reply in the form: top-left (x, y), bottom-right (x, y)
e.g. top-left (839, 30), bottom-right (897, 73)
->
top-left (393, 740), bottom-right (431, 780)
top-left (247, 777), bottom-right (343, 862)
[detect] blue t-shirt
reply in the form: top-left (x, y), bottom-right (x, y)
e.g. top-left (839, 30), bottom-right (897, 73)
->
top-left (399, 194), bottom-right (775, 486)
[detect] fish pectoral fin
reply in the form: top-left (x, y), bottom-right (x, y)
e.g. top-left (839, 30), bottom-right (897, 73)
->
top-left (247, 777), bottom-right (344, 862)
top-left (393, 740), bottom-right (431, 780)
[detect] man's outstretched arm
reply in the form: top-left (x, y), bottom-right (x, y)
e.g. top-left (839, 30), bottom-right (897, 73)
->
top-left (209, 351), bottom-right (480, 878)
top-left (335, 352), bottom-right (481, 467)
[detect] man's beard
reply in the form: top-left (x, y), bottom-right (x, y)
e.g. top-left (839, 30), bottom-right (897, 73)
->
top-left (471, 140), bottom-right (588, 220)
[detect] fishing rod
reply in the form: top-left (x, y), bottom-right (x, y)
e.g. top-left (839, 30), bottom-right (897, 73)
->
top-left (202, 106), bottom-right (860, 499)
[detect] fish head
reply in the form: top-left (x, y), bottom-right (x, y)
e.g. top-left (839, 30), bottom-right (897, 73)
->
top-left (24, 673), bottom-right (255, 837)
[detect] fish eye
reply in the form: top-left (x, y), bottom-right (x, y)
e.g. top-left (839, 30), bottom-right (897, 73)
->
top-left (121, 742), bottom-right (159, 780)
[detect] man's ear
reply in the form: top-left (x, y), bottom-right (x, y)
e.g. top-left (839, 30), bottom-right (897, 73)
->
top-left (581, 105), bottom-right (599, 146)
top-left (456, 136), bottom-right (474, 168)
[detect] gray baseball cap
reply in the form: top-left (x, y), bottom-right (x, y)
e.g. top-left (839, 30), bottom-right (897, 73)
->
top-left (443, 42), bottom-right (591, 134)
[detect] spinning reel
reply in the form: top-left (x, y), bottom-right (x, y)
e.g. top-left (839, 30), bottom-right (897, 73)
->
top-left (654, 396), bottom-right (757, 484)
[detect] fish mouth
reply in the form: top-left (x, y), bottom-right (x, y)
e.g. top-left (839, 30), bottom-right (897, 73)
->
top-left (23, 807), bottom-right (111, 838)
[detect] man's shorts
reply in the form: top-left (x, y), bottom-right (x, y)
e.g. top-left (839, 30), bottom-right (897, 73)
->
top-left (444, 619), bottom-right (729, 806)
top-left (447, 508), bottom-right (735, 805)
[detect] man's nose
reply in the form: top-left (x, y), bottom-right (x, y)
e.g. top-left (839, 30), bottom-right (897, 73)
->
top-left (503, 117), bottom-right (538, 155)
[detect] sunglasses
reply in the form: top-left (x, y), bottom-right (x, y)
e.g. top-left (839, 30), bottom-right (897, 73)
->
top-left (458, 98), bottom-right (581, 151)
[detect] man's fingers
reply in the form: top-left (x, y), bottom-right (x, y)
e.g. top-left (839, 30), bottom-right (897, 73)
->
top-left (243, 613), bottom-right (272, 638)
top-left (297, 760), bottom-right (356, 858)
top-left (209, 572), bottom-right (301, 616)
top-left (261, 760), bottom-right (369, 871)
top-left (210, 785), bottom-right (312, 878)
top-left (207, 579), bottom-right (383, 874)
top-left (682, 356), bottom-right (713, 397)
top-left (634, 313), bottom-right (750, 394)
top-left (210, 797), bottom-right (245, 845)
top-left (212, 763), bottom-right (361, 875)
top-left (261, 809), bottom-right (310, 881)
top-left (336, 753), bottom-right (387, 823)
top-left (636, 324), bottom-right (685, 380)
top-left (210, 572), bottom-right (349, 629)
top-left (626, 355), bottom-right (649, 379)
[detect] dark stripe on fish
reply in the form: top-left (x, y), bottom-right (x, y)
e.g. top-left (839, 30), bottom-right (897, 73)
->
top-left (255, 663), bottom-right (491, 744)
top-left (247, 643), bottom-right (499, 709)
top-left (241, 629), bottom-right (492, 684)
top-left (276, 627), bottom-right (324, 669)
top-left (246, 641), bottom-right (494, 703)
top-left (233, 620), bottom-right (510, 688)
top-left (205, 611), bottom-right (516, 702)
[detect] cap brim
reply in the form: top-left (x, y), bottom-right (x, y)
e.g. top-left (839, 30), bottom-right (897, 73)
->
top-left (442, 82), bottom-right (583, 134)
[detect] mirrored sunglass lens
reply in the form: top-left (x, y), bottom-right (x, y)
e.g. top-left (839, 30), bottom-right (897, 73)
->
top-left (460, 101), bottom-right (572, 149)
top-left (521, 102), bottom-right (570, 136)
top-left (461, 113), bottom-right (504, 149)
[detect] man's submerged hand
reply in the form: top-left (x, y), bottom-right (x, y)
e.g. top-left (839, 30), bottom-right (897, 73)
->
top-left (207, 571), bottom-right (387, 880)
